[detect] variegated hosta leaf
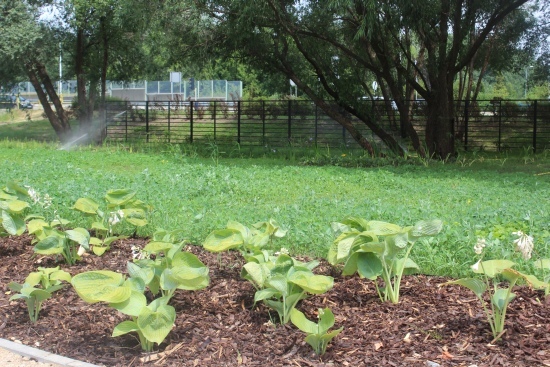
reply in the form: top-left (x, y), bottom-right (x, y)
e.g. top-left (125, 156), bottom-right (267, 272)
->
top-left (203, 228), bottom-right (243, 252)
top-left (71, 270), bottom-right (131, 304)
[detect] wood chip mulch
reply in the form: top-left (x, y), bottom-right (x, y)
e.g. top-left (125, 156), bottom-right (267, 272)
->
top-left (1, 235), bottom-right (549, 367)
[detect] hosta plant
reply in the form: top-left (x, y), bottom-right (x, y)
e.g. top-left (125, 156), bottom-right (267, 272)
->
top-left (290, 308), bottom-right (343, 355)
top-left (203, 219), bottom-right (287, 255)
top-left (443, 234), bottom-right (547, 341)
top-left (30, 224), bottom-right (91, 265)
top-left (0, 181), bottom-right (32, 236)
top-left (72, 189), bottom-right (151, 244)
top-left (8, 267), bottom-right (71, 322)
top-left (71, 270), bottom-right (175, 352)
top-left (71, 236), bottom-right (209, 351)
top-left (241, 253), bottom-right (333, 324)
top-left (328, 218), bottom-right (443, 304)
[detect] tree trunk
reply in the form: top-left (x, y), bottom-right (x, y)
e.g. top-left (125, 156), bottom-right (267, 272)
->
top-left (425, 91), bottom-right (455, 159)
top-left (35, 61), bottom-right (70, 131)
top-left (25, 62), bottom-right (70, 142)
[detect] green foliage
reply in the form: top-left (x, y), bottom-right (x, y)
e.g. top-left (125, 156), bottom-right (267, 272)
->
top-left (30, 221), bottom-right (91, 265)
top-left (290, 308), bottom-right (343, 355)
top-left (0, 181), bottom-right (32, 236)
top-left (241, 253), bottom-right (333, 324)
top-left (72, 189), bottom-right (151, 254)
top-left (329, 219), bottom-right (443, 303)
top-left (71, 230), bottom-right (209, 351)
top-left (442, 235), bottom-right (547, 341)
top-left (203, 219), bottom-right (287, 254)
top-left (8, 267), bottom-right (71, 323)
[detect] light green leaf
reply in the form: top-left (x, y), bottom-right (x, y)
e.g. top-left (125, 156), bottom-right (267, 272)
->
top-left (394, 257), bottom-right (419, 276)
top-left (143, 241), bottom-right (173, 254)
top-left (367, 221), bottom-right (403, 236)
top-left (492, 288), bottom-right (516, 311)
top-left (27, 219), bottom-right (48, 234)
top-left (290, 308), bottom-right (318, 334)
top-left (34, 236), bottom-right (64, 255)
top-left (66, 228), bottom-right (90, 247)
top-left (203, 228), bottom-right (243, 252)
top-left (73, 198), bottom-right (99, 214)
top-left (289, 272), bottom-right (334, 294)
top-left (71, 270), bottom-right (131, 304)
top-left (105, 189), bottom-right (136, 206)
top-left (356, 252), bottom-right (383, 279)
top-left (254, 288), bottom-right (280, 302)
top-left (442, 278), bottom-right (486, 298)
top-left (110, 291), bottom-right (147, 317)
top-left (318, 308), bottom-right (336, 334)
top-left (7, 200), bottom-right (30, 213)
top-left (112, 321), bottom-right (140, 337)
top-left (471, 260), bottom-right (515, 277)
top-left (410, 220), bottom-right (443, 237)
top-left (328, 231), bottom-right (358, 265)
top-left (1, 210), bottom-right (25, 235)
top-left (534, 259), bottom-right (550, 270)
top-left (137, 304), bottom-right (176, 345)
top-left (241, 262), bottom-right (269, 288)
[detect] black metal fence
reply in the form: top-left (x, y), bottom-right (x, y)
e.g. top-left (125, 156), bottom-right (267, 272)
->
top-left (104, 99), bottom-right (550, 152)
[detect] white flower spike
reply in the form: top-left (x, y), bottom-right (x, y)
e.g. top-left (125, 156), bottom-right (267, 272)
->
top-left (512, 231), bottom-right (534, 260)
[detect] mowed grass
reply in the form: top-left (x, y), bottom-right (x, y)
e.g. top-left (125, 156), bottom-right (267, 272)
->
top-left (0, 138), bottom-right (549, 278)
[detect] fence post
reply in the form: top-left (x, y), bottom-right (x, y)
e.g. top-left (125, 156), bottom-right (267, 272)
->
top-left (237, 101), bottom-right (241, 144)
top-left (213, 101), bottom-right (217, 141)
top-left (288, 100), bottom-right (292, 142)
top-left (533, 100), bottom-right (538, 153)
top-left (190, 101), bottom-right (194, 143)
top-left (498, 100), bottom-right (502, 152)
top-left (464, 99), bottom-right (469, 151)
top-left (262, 100), bottom-right (266, 146)
top-left (168, 101), bottom-right (171, 144)
top-left (314, 104), bottom-right (318, 146)
top-left (146, 101), bottom-right (149, 143)
top-left (125, 101), bottom-right (128, 143)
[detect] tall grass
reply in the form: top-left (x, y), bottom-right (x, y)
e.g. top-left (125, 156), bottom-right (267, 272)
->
top-left (0, 139), bottom-right (549, 278)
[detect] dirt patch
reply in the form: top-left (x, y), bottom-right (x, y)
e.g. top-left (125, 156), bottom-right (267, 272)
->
top-left (1, 235), bottom-right (549, 367)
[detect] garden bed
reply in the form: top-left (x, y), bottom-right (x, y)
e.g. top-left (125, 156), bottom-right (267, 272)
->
top-left (1, 235), bottom-right (549, 367)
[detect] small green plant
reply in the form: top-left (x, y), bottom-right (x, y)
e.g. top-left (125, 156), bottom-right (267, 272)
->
top-left (328, 218), bottom-right (443, 304)
top-left (290, 307), bottom-right (343, 355)
top-left (8, 266), bottom-right (71, 322)
top-left (241, 253), bottom-right (333, 324)
top-left (203, 219), bottom-right (287, 255)
top-left (534, 259), bottom-right (550, 296)
top-left (72, 189), bottom-right (151, 241)
top-left (0, 181), bottom-right (32, 236)
top-left (71, 231), bottom-right (209, 351)
top-left (443, 233), bottom-right (547, 342)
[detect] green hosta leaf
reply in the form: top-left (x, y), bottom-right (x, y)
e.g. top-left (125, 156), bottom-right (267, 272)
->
top-left (121, 208), bottom-right (148, 227)
top-left (25, 272), bottom-right (43, 287)
top-left (127, 262), bottom-right (155, 286)
top-left (50, 218), bottom-right (71, 228)
top-left (112, 320), bottom-right (140, 337)
top-left (7, 200), bottom-right (30, 213)
top-left (241, 262), bottom-right (269, 289)
top-left (502, 269), bottom-right (548, 290)
top-left (27, 219), bottom-right (48, 234)
top-left (492, 288), bottom-right (516, 311)
top-left (161, 266), bottom-right (209, 291)
top-left (410, 220), bottom-right (443, 237)
top-left (92, 246), bottom-right (109, 256)
top-left (66, 228), bottom-right (90, 247)
top-left (290, 308), bottom-right (318, 334)
top-left (71, 271), bottom-right (131, 304)
top-left (248, 231), bottom-right (270, 249)
top-left (394, 257), bottom-right (420, 276)
top-left (288, 272), bottom-right (334, 294)
top-left (267, 275), bottom-right (289, 295)
top-left (50, 269), bottom-right (72, 283)
top-left (254, 288), bottom-right (280, 302)
top-left (203, 228), bottom-right (243, 252)
top-left (442, 278), bottom-right (486, 298)
top-left (328, 231), bottom-right (358, 265)
top-left (340, 217), bottom-right (370, 231)
top-left (105, 189), bottom-right (136, 207)
top-left (356, 252), bottom-right (383, 279)
top-left (8, 281), bottom-right (23, 293)
top-left (1, 210), bottom-right (25, 235)
top-left (318, 308), bottom-right (337, 334)
top-left (34, 236), bottom-right (65, 255)
top-left (25, 288), bottom-right (52, 302)
top-left (137, 304), bottom-right (176, 345)
top-left (110, 290), bottom-right (147, 317)
top-left (143, 241), bottom-right (173, 254)
top-left (367, 221), bottom-right (402, 236)
top-left (226, 221), bottom-right (251, 241)
top-left (91, 222), bottom-right (108, 231)
top-left (73, 198), bottom-right (99, 214)
top-left (471, 259), bottom-right (515, 278)
top-left (6, 181), bottom-right (29, 199)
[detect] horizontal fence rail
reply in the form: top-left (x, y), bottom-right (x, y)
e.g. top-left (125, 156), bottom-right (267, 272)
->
top-left (104, 99), bottom-right (550, 152)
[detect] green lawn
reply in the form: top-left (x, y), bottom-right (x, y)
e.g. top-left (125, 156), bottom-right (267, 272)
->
top-left (0, 138), bottom-right (549, 278)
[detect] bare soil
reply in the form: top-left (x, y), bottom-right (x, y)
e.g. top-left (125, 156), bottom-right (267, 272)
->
top-left (1, 235), bottom-right (549, 367)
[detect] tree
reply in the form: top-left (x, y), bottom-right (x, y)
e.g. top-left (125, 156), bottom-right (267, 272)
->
top-left (0, 0), bottom-right (71, 141)
top-left (180, 0), bottom-right (530, 158)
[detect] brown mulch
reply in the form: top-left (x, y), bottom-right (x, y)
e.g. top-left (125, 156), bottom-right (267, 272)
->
top-left (1, 235), bottom-right (549, 367)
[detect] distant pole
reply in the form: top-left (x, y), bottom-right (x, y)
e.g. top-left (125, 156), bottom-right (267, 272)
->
top-left (59, 43), bottom-right (63, 103)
